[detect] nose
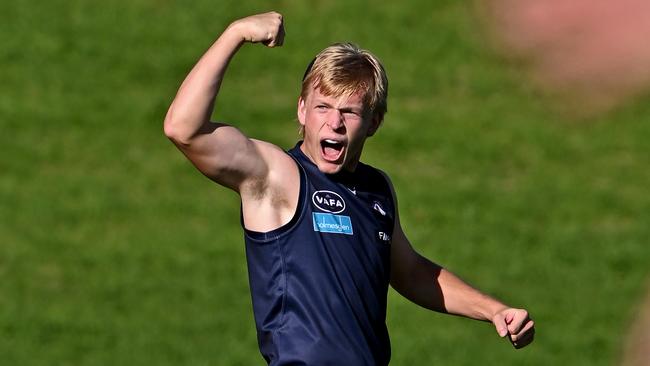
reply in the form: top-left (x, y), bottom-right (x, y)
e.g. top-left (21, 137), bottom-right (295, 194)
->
top-left (326, 111), bottom-right (344, 131)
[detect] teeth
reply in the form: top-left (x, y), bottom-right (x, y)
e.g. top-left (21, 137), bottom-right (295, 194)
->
top-left (324, 139), bottom-right (339, 144)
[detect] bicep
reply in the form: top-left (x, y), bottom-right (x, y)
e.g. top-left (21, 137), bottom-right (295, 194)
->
top-left (389, 223), bottom-right (416, 289)
top-left (390, 222), bottom-right (446, 311)
top-left (380, 171), bottom-right (445, 308)
top-left (390, 222), bottom-right (441, 291)
top-left (173, 121), bottom-right (269, 192)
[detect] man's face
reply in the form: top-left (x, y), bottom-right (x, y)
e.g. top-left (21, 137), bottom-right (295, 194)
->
top-left (297, 85), bottom-right (380, 174)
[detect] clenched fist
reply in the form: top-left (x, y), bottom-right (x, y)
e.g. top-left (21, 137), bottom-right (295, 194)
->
top-left (229, 11), bottom-right (285, 48)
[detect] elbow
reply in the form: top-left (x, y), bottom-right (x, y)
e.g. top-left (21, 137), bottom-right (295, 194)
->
top-left (163, 118), bottom-right (180, 143)
top-left (163, 108), bottom-right (191, 146)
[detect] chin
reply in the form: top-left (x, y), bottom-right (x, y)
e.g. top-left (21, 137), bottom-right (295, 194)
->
top-left (317, 162), bottom-right (344, 175)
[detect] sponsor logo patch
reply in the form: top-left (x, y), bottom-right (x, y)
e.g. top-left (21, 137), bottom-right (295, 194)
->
top-left (312, 190), bottom-right (346, 213)
top-left (373, 201), bottom-right (387, 216)
top-left (312, 213), bottom-right (354, 235)
top-left (378, 231), bottom-right (391, 242)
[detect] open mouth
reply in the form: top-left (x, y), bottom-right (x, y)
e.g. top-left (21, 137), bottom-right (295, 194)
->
top-left (320, 139), bottom-right (345, 162)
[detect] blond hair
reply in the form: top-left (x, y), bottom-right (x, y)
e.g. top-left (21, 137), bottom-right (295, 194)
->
top-left (301, 43), bottom-right (388, 122)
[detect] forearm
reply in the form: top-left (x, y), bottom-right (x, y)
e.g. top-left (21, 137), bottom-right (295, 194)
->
top-left (389, 191), bottom-right (535, 346)
top-left (435, 267), bottom-right (508, 321)
top-left (164, 23), bottom-right (244, 144)
top-left (162, 12), bottom-right (285, 189)
top-left (393, 253), bottom-right (507, 321)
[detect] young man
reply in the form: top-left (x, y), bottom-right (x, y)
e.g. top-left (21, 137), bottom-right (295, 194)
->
top-left (164, 11), bottom-right (535, 365)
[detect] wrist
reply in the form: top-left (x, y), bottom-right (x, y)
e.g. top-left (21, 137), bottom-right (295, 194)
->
top-left (224, 20), bottom-right (248, 44)
top-left (479, 298), bottom-right (509, 322)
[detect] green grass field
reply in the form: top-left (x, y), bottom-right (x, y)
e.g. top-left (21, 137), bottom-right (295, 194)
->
top-left (2, 1), bottom-right (649, 364)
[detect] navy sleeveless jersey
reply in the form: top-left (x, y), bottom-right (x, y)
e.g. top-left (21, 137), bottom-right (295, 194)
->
top-left (242, 142), bottom-right (395, 365)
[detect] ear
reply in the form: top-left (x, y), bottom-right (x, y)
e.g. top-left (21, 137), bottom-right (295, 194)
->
top-left (366, 114), bottom-right (383, 137)
top-left (297, 96), bottom-right (307, 127)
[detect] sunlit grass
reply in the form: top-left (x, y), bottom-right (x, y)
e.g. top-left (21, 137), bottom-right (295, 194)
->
top-left (1, 0), bottom-right (649, 365)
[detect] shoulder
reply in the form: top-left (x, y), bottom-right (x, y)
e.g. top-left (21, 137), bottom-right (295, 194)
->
top-left (240, 140), bottom-right (301, 232)
top-left (240, 139), bottom-right (300, 205)
top-left (358, 162), bottom-right (395, 197)
top-left (242, 139), bottom-right (299, 199)
top-left (250, 138), bottom-right (290, 157)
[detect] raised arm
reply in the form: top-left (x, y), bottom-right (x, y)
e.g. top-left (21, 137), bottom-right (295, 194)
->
top-left (385, 176), bottom-right (535, 349)
top-left (163, 12), bottom-right (286, 192)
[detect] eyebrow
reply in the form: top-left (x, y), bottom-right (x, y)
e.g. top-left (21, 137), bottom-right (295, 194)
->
top-left (314, 96), bottom-right (363, 110)
top-left (339, 106), bottom-right (363, 114)
top-left (315, 100), bottom-right (363, 114)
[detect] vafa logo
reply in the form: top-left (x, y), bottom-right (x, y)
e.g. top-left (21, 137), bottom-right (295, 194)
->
top-left (312, 190), bottom-right (346, 214)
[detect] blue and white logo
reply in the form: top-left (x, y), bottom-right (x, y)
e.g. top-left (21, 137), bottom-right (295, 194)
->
top-left (313, 213), bottom-right (354, 235)
top-left (312, 190), bottom-right (346, 214)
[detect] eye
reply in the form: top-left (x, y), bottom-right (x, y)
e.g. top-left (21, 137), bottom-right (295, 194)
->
top-left (342, 109), bottom-right (362, 119)
top-left (316, 105), bottom-right (328, 111)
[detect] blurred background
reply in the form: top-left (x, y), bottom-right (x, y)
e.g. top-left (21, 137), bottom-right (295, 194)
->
top-left (1, 0), bottom-right (649, 365)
